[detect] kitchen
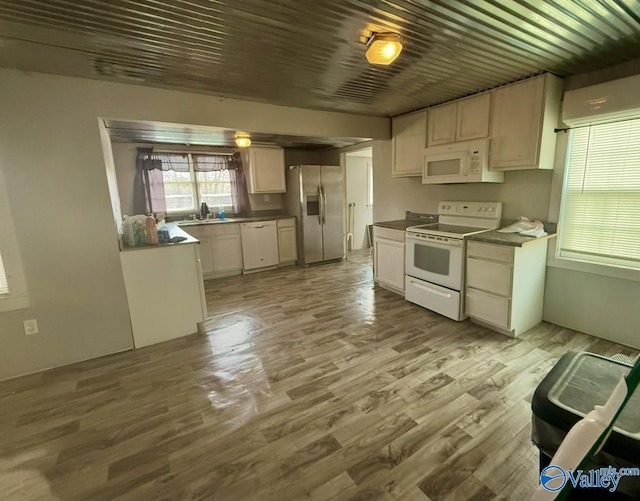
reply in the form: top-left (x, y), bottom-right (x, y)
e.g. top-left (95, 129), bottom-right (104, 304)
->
top-left (1, 2), bottom-right (640, 500)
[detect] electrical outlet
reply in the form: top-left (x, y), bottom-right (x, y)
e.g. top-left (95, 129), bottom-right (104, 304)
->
top-left (23, 319), bottom-right (38, 335)
top-left (264, 194), bottom-right (270, 202)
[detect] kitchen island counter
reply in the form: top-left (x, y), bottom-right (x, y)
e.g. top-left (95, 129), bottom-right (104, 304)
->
top-left (120, 223), bottom-right (198, 251)
top-left (119, 223), bottom-right (207, 348)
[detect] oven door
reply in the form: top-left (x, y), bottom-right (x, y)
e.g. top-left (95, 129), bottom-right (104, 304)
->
top-left (405, 233), bottom-right (464, 290)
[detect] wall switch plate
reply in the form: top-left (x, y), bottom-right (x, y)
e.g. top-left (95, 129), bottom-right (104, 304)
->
top-left (23, 319), bottom-right (38, 335)
top-left (264, 194), bottom-right (270, 202)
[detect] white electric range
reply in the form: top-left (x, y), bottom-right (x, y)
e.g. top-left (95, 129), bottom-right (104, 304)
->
top-left (405, 201), bottom-right (502, 320)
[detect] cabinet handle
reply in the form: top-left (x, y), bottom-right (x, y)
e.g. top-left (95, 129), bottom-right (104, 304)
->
top-left (409, 280), bottom-right (451, 298)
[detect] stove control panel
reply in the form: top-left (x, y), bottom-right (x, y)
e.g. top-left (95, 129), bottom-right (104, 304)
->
top-left (438, 201), bottom-right (502, 220)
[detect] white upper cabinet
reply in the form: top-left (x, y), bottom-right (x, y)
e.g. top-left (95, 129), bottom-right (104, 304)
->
top-left (427, 102), bottom-right (457, 146)
top-left (246, 146), bottom-right (286, 193)
top-left (392, 110), bottom-right (427, 177)
top-left (489, 74), bottom-right (563, 171)
top-left (427, 93), bottom-right (490, 146)
top-left (456, 93), bottom-right (491, 141)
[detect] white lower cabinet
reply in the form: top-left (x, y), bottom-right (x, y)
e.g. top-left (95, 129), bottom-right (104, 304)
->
top-left (182, 223), bottom-right (243, 279)
top-left (373, 226), bottom-right (405, 295)
top-left (211, 231), bottom-right (243, 273)
top-left (120, 243), bottom-right (206, 348)
top-left (197, 236), bottom-right (214, 275)
top-left (277, 218), bottom-right (297, 265)
top-left (465, 239), bottom-right (548, 337)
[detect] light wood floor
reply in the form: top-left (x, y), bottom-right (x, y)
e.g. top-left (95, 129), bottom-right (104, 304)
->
top-left (1, 250), bottom-right (637, 500)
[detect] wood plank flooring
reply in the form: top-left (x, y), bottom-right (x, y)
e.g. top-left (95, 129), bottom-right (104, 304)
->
top-left (0, 250), bottom-right (637, 500)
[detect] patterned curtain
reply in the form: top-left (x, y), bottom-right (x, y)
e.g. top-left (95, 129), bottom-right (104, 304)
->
top-left (133, 148), bottom-right (167, 215)
top-left (227, 152), bottom-right (250, 215)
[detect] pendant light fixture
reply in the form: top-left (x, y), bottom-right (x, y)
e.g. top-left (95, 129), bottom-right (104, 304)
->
top-left (365, 33), bottom-right (403, 65)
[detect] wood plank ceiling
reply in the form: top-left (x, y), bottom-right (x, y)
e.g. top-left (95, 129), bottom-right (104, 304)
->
top-left (0, 0), bottom-right (639, 117)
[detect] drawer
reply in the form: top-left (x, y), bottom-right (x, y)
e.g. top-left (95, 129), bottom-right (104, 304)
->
top-left (467, 241), bottom-right (513, 263)
top-left (373, 226), bottom-right (405, 243)
top-left (179, 222), bottom-right (240, 238)
top-left (466, 288), bottom-right (510, 329)
top-left (209, 222), bottom-right (241, 236)
top-left (276, 217), bottom-right (296, 229)
top-left (466, 257), bottom-right (512, 297)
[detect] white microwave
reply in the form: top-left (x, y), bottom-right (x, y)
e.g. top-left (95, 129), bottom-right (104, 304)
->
top-left (422, 139), bottom-right (503, 184)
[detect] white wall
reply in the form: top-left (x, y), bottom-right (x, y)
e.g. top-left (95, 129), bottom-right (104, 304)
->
top-left (0, 68), bottom-right (389, 380)
top-left (539, 63), bottom-right (640, 349)
top-left (111, 142), bottom-right (138, 217)
top-left (543, 268), bottom-right (639, 348)
top-left (371, 140), bottom-right (554, 222)
top-left (345, 153), bottom-right (373, 249)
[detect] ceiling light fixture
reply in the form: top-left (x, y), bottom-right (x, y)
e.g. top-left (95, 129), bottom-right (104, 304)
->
top-left (365, 32), bottom-right (403, 65)
top-left (235, 135), bottom-right (251, 148)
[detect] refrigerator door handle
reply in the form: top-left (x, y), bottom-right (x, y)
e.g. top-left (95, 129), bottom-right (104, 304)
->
top-left (317, 185), bottom-right (323, 225)
top-left (321, 185), bottom-right (327, 224)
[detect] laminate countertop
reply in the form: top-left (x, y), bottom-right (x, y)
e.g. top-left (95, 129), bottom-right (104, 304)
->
top-left (176, 214), bottom-right (295, 228)
top-left (373, 220), bottom-right (421, 231)
top-left (120, 223), bottom-right (199, 252)
top-left (467, 230), bottom-right (557, 247)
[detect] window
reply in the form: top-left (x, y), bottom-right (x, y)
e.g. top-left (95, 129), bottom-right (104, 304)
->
top-left (162, 169), bottom-right (197, 212)
top-left (558, 118), bottom-right (640, 270)
top-left (160, 153), bottom-right (233, 213)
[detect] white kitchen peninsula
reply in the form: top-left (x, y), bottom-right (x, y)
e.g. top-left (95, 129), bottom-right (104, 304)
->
top-left (119, 223), bottom-right (207, 348)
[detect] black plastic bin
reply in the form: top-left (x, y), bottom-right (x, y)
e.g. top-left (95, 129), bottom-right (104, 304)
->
top-left (531, 351), bottom-right (640, 499)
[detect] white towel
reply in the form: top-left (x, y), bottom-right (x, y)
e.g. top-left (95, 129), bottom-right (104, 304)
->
top-left (498, 217), bottom-right (547, 237)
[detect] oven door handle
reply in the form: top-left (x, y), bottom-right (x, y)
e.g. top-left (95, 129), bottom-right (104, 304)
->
top-left (408, 280), bottom-right (452, 298)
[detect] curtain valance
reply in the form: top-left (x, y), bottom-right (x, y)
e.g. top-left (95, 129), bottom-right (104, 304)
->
top-left (136, 148), bottom-right (240, 172)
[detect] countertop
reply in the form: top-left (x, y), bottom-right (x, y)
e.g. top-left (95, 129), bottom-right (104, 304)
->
top-left (373, 219), bottom-right (416, 231)
top-left (176, 214), bottom-right (295, 228)
top-left (120, 223), bottom-right (199, 252)
top-left (374, 216), bottom-right (438, 231)
top-left (466, 229), bottom-right (557, 247)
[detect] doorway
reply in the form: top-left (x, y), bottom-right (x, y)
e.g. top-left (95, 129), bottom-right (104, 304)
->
top-left (343, 147), bottom-right (373, 251)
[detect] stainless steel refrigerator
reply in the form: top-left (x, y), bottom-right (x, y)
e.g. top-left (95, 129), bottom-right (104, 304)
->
top-left (286, 165), bottom-right (344, 265)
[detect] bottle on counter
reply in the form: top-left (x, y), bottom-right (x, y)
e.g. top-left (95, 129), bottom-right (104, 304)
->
top-left (132, 215), bottom-right (148, 247)
top-left (218, 206), bottom-right (226, 220)
top-left (146, 216), bottom-right (158, 245)
top-left (156, 213), bottom-right (170, 244)
top-left (121, 215), bottom-right (135, 248)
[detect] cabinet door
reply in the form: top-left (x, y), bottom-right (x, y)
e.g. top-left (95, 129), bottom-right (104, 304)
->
top-left (374, 237), bottom-right (405, 290)
top-left (248, 147), bottom-right (286, 193)
top-left (211, 234), bottom-right (243, 272)
top-left (456, 93), bottom-right (490, 141)
top-left (466, 288), bottom-right (511, 329)
top-left (489, 77), bottom-right (544, 170)
top-left (427, 102), bottom-right (457, 146)
top-left (466, 257), bottom-right (512, 297)
top-left (198, 237), bottom-right (214, 274)
top-left (392, 111), bottom-right (426, 177)
top-left (278, 226), bottom-right (297, 263)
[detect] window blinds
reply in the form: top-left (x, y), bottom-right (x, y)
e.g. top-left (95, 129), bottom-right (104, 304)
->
top-left (558, 118), bottom-right (640, 269)
top-left (0, 251), bottom-right (9, 295)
